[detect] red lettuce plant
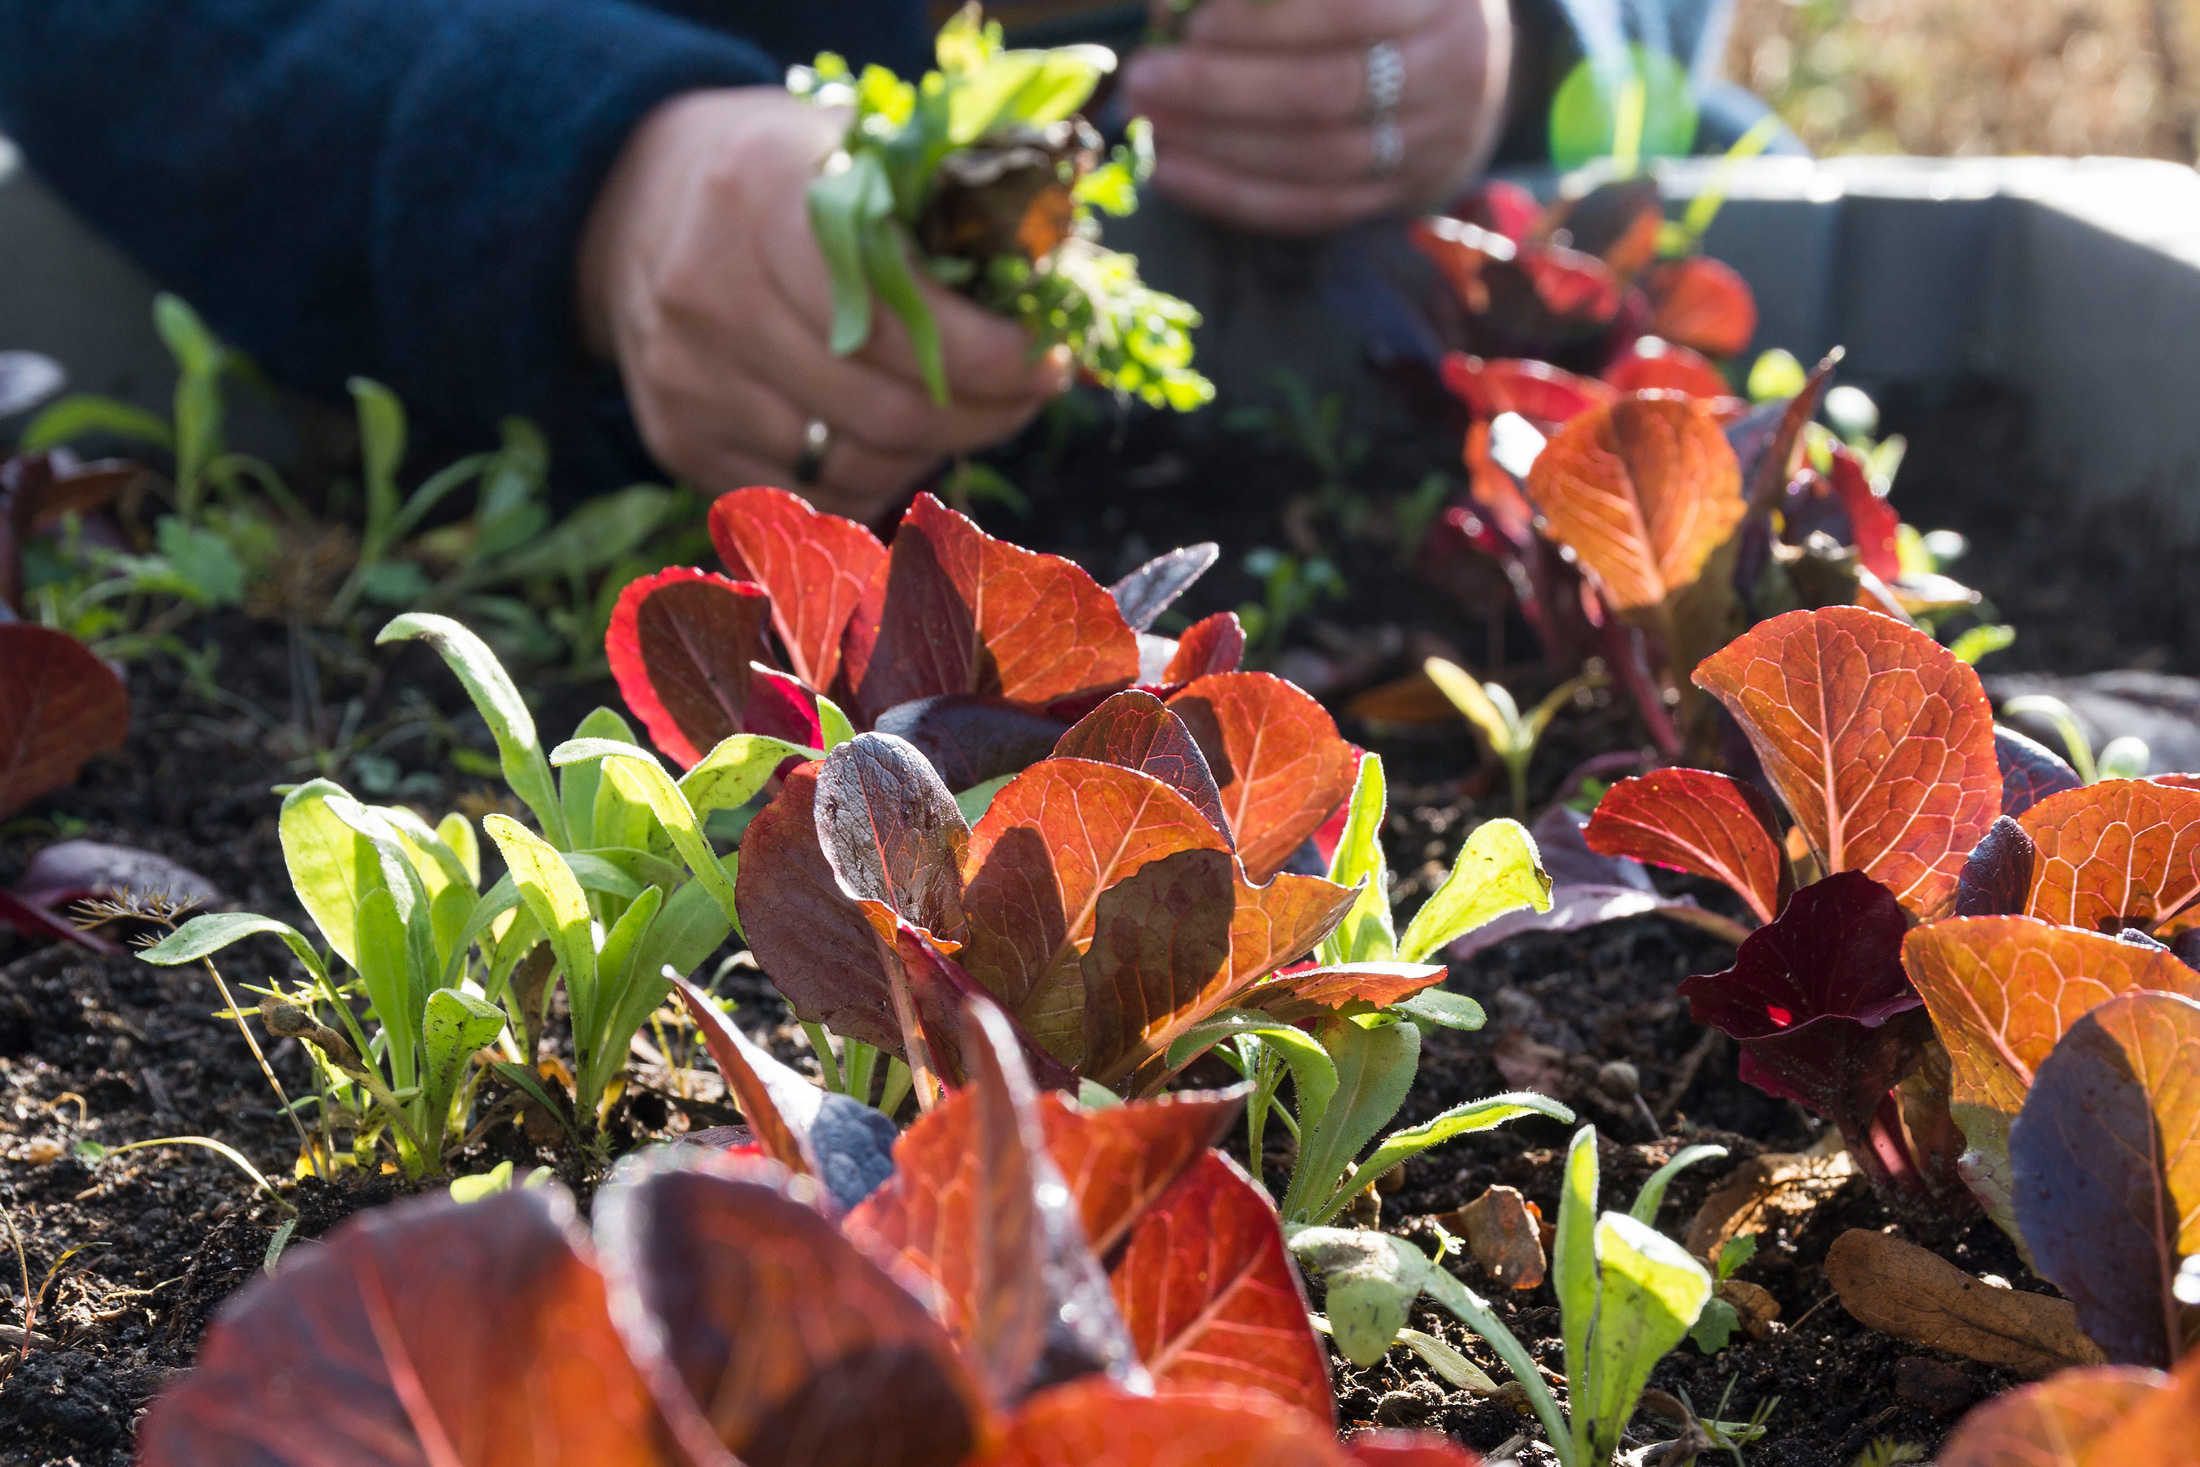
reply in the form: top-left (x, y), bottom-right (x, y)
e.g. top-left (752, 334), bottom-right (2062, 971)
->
top-left (137, 1000), bottom-right (1476, 1467)
top-left (607, 486), bottom-right (1238, 790)
top-left (1939, 1348), bottom-right (2200, 1467)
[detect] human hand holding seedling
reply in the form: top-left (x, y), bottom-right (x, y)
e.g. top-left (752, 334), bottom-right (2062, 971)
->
top-left (1124, 0), bottom-right (1511, 234)
top-left (577, 87), bottom-right (1067, 523)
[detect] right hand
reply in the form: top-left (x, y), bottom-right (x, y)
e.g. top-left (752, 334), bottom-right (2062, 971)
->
top-left (577, 88), bottom-right (1069, 524)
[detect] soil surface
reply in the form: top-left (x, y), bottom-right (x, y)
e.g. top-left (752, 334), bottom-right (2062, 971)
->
top-left (0, 375), bottom-right (2162, 1464)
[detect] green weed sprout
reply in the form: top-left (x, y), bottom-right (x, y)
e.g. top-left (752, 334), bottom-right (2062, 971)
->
top-left (1426, 656), bottom-right (1603, 819)
top-left (1165, 752), bottom-right (1570, 1224)
top-left (1292, 1128), bottom-right (1725, 1467)
top-left (792, 3), bottom-right (1211, 410)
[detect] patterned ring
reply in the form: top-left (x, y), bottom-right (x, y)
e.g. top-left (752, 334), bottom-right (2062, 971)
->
top-left (1369, 116), bottom-right (1406, 179)
top-left (1365, 40), bottom-right (1406, 118)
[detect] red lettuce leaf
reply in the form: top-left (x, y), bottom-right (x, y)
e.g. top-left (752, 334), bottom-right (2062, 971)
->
top-left (1995, 726), bottom-right (2084, 818)
top-left (1600, 338), bottom-right (1733, 400)
top-left (1166, 673), bottom-right (1358, 884)
top-left (849, 493), bottom-right (1139, 722)
top-left (0, 624), bottom-right (129, 819)
top-left (873, 694), bottom-right (1071, 793)
top-left (1109, 544), bottom-right (1219, 633)
top-left (1238, 962), bottom-right (1449, 1025)
top-left (2009, 990), bottom-right (2200, 1367)
top-left (971, 1380), bottom-right (1347, 1467)
top-left (708, 485), bottom-right (886, 690)
top-left (1584, 767), bottom-right (1788, 924)
top-left (1939, 1363), bottom-right (2194, 1467)
top-left (2017, 778), bottom-right (2200, 936)
top-left (895, 922), bottom-right (1079, 1094)
top-left (1164, 613), bottom-right (1248, 682)
top-left (1727, 352), bottom-right (1837, 516)
top-left (1053, 690), bottom-right (1233, 845)
top-left (1079, 847), bottom-right (1240, 1088)
top-left (1439, 352), bottom-right (1615, 430)
top-left (1827, 443), bottom-right (1900, 581)
top-left (1693, 605), bottom-right (2001, 915)
top-left (1111, 1151), bottom-right (1332, 1420)
top-left (1645, 256), bottom-right (1759, 359)
top-left (1953, 815), bottom-right (2038, 918)
top-left (1036, 1090), bottom-right (1243, 1257)
top-left (595, 1149), bottom-right (986, 1467)
top-left (1411, 218), bottom-right (1622, 349)
top-left (605, 566), bottom-right (779, 768)
top-left (136, 1189), bottom-right (662, 1467)
top-left (814, 732), bottom-right (970, 947)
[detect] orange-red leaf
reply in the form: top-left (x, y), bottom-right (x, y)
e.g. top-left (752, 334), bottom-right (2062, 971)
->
top-left (1167, 673), bottom-right (1358, 883)
top-left (1226, 873), bottom-right (1362, 997)
top-left (852, 493), bottom-right (1138, 719)
top-left (1584, 768), bottom-right (1787, 924)
top-left (2017, 778), bottom-right (2200, 935)
top-left (1939, 1366), bottom-right (2173, 1467)
top-left (1439, 353), bottom-right (1614, 429)
top-left (1238, 962), bottom-right (1449, 1025)
top-left (136, 1190), bottom-right (661, 1467)
top-left (1523, 394), bottom-right (1745, 615)
top-left (1079, 847), bottom-right (1239, 1087)
top-left (605, 566), bottom-right (787, 768)
top-left (0, 624), bottom-right (129, 819)
top-left (973, 1381), bottom-right (1346, 1467)
top-left (1693, 605), bottom-right (2001, 914)
top-left (1601, 338), bottom-right (1732, 400)
top-left (1646, 256), bottom-right (1759, 358)
top-left (1112, 1151), bottom-right (1332, 1420)
top-left (708, 485), bottom-right (886, 689)
top-left (1037, 1091), bottom-right (1243, 1256)
top-left (1165, 612), bottom-right (1247, 683)
top-left (1054, 691), bottom-right (1232, 844)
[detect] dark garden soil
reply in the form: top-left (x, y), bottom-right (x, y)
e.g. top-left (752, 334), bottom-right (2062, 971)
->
top-left (2, 374), bottom-right (2187, 1465)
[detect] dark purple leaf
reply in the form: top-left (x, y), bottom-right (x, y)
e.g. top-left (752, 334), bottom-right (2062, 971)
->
top-left (13, 839), bottom-right (219, 910)
top-left (813, 732), bottom-right (969, 947)
top-left (1728, 350), bottom-right (1837, 515)
top-left (1954, 816), bottom-right (2038, 918)
top-left (1052, 691), bottom-right (1232, 845)
top-left (605, 567), bottom-right (778, 769)
top-left (0, 624), bottom-right (129, 818)
top-left (1108, 544), bottom-right (1218, 633)
top-left (2010, 990), bottom-right (2200, 1367)
top-left (873, 694), bottom-right (1069, 792)
top-left (1995, 725), bottom-right (2083, 817)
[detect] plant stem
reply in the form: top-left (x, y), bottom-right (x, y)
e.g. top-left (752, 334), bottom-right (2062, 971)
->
top-left (1420, 1264), bottom-right (1574, 1464)
top-left (201, 957), bottom-right (321, 1180)
top-left (801, 1022), bottom-right (844, 1093)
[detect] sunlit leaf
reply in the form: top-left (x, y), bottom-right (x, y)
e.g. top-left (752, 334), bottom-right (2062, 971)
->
top-left (1166, 672), bottom-right (1358, 883)
top-left (708, 485), bottom-right (886, 689)
top-left (1584, 767), bottom-right (1787, 924)
top-left (0, 625), bottom-right (130, 820)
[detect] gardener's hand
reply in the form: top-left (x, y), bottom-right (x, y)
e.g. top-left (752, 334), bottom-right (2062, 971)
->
top-left (1121, 0), bottom-right (1511, 236)
top-left (577, 88), bottom-right (1069, 524)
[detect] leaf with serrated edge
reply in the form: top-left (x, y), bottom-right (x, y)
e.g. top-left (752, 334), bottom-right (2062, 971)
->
top-left (1167, 673), bottom-right (1358, 884)
top-left (2018, 778), bottom-right (2200, 936)
top-left (1693, 605), bottom-right (2000, 915)
top-left (1585, 768), bottom-right (1786, 925)
top-left (1523, 394), bottom-right (1745, 615)
top-left (708, 485), bottom-right (886, 689)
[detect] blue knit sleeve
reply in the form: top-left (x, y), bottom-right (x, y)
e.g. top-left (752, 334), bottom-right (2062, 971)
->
top-left (0, 0), bottom-right (787, 478)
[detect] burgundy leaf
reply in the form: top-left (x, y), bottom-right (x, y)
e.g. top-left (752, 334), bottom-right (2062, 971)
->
top-left (851, 494), bottom-right (1139, 721)
top-left (0, 624), bottom-right (129, 818)
top-left (136, 1190), bottom-right (661, 1467)
top-left (1954, 816), bottom-right (2038, 918)
top-left (1996, 726), bottom-right (2084, 818)
top-left (1109, 544), bottom-right (1219, 633)
top-left (1601, 338), bottom-right (1732, 400)
top-left (895, 923), bottom-right (1078, 1094)
top-left (594, 1150), bottom-right (985, 1467)
top-left (1728, 352), bottom-right (1837, 515)
top-left (13, 838), bottom-right (219, 910)
top-left (1411, 218), bottom-right (1622, 349)
top-left (1037, 1090), bottom-right (1244, 1257)
top-left (2017, 779), bottom-right (2200, 936)
top-left (605, 567), bottom-right (776, 769)
top-left (1693, 605), bottom-right (2002, 915)
top-left (874, 694), bottom-right (1071, 794)
top-left (1163, 613), bottom-right (1246, 682)
top-left (0, 886), bottom-right (117, 952)
top-left (1053, 691), bottom-right (1232, 845)
top-left (2010, 990), bottom-right (2200, 1367)
top-left (1645, 255), bottom-right (1759, 359)
top-left (813, 732), bottom-right (970, 946)
top-left (845, 1002), bottom-right (1141, 1405)
top-left (1166, 673), bottom-right (1358, 883)
top-left (708, 485), bottom-right (886, 690)
top-left (1679, 872), bottom-right (1933, 1189)
top-left (1079, 847), bottom-right (1239, 1088)
top-left (1584, 768), bottom-right (1788, 924)
top-left (746, 663), bottom-right (827, 749)
top-left (1111, 1151), bottom-right (1332, 1420)
top-left (1528, 804), bottom-right (1654, 891)
top-left (1827, 443), bottom-right (1900, 581)
top-left (1460, 420), bottom-right (1537, 547)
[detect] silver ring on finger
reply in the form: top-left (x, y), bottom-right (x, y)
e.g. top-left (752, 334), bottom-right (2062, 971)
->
top-left (1369, 116), bottom-right (1406, 179)
top-left (1365, 40), bottom-right (1406, 119)
top-left (793, 417), bottom-right (832, 485)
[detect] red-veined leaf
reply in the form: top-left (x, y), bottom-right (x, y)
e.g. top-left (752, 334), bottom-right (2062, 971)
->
top-left (1079, 847), bottom-right (1239, 1088)
top-left (850, 493), bottom-right (1138, 720)
top-left (1940, 1365), bottom-right (2181, 1467)
top-left (2017, 778), bottom-right (2200, 935)
top-left (1646, 256), bottom-right (1759, 358)
top-left (605, 567), bottom-right (777, 769)
top-left (1693, 604), bottom-right (2001, 914)
top-left (2011, 990), bottom-right (2200, 1367)
top-left (1166, 673), bottom-right (1358, 883)
top-left (895, 923), bottom-right (1078, 1093)
top-left (1225, 872), bottom-right (1362, 1001)
top-left (1237, 961), bottom-right (1449, 1025)
top-left (1826, 443), bottom-right (1900, 581)
top-left (594, 1150), bottom-right (985, 1467)
top-left (1164, 612), bottom-right (1247, 683)
top-left (972, 1380), bottom-right (1347, 1467)
top-left (1601, 338), bottom-right (1731, 400)
top-left (1036, 1090), bottom-right (1243, 1257)
top-left (1523, 394), bottom-right (1746, 615)
top-left (1053, 690), bottom-right (1232, 844)
top-left (708, 485), bottom-right (886, 689)
top-left (136, 1190), bottom-right (660, 1467)
top-left (0, 624), bottom-right (129, 819)
top-left (1583, 768), bottom-right (1787, 924)
top-left (1111, 1151), bottom-right (1332, 1419)
top-left (1439, 353), bottom-right (1614, 429)
top-left (1996, 727), bottom-right (2084, 818)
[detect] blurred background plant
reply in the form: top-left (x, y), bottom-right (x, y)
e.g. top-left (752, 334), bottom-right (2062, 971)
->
top-left (1727, 0), bottom-right (2200, 159)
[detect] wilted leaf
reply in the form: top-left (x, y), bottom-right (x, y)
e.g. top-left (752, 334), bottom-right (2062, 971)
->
top-left (2017, 779), bottom-right (2200, 935)
top-left (873, 694), bottom-right (1070, 793)
top-left (594, 1151), bottom-right (983, 1467)
top-left (1825, 1228), bottom-right (2105, 1378)
top-left (851, 494), bottom-right (1139, 720)
top-left (1441, 1184), bottom-right (1547, 1290)
top-left (1694, 605), bottom-right (2002, 914)
top-left (1111, 1150), bottom-right (1332, 1418)
top-left (1601, 338), bottom-right (1732, 400)
top-left (1995, 726), bottom-right (2083, 818)
top-left (605, 566), bottom-right (778, 768)
top-left (0, 625), bottom-right (129, 819)
top-left (1584, 767), bottom-right (1787, 924)
top-left (1053, 691), bottom-right (1232, 844)
top-left (708, 485), bottom-right (886, 689)
top-left (1037, 1089), bottom-right (1243, 1256)
top-left (1679, 872), bottom-right (1931, 1176)
top-left (1164, 613), bottom-right (1247, 682)
top-left (1523, 394), bottom-right (1745, 616)
top-left (136, 1190), bottom-right (661, 1467)
top-left (1167, 673), bottom-right (1358, 883)
top-left (1683, 1149), bottom-right (1856, 1259)
top-left (1939, 1366), bottom-right (2181, 1467)
top-left (2010, 990), bottom-right (2200, 1366)
top-left (1645, 256), bottom-right (1758, 358)
top-left (1109, 544), bottom-right (1219, 633)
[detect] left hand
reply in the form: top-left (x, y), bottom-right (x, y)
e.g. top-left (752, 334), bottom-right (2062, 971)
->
top-left (1120, 0), bottom-right (1511, 236)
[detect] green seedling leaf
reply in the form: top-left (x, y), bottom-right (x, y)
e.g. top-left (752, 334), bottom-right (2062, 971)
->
top-left (809, 150), bottom-right (890, 356)
top-left (1342, 1092), bottom-right (1576, 1223)
top-left (560, 707), bottom-right (635, 848)
top-left (628, 873), bottom-right (737, 992)
top-left (353, 886), bottom-right (417, 1091)
top-left (348, 377), bottom-right (405, 555)
top-left (1321, 752), bottom-right (1397, 966)
top-left (550, 738), bottom-right (739, 928)
top-left (566, 850), bottom-right (671, 899)
top-left (1717, 1233), bottom-right (1758, 1280)
top-left (277, 779), bottom-right (391, 970)
top-left (1579, 1212), bottom-right (1714, 1461)
top-left (1392, 989), bottom-right (1486, 1031)
top-left (816, 694), bottom-right (857, 752)
top-left (1397, 817), bottom-right (1551, 964)
top-left (138, 912), bottom-right (329, 987)
top-left (591, 754), bottom-right (674, 860)
top-left (484, 816), bottom-right (599, 1044)
top-left (1282, 1015), bottom-right (1418, 1224)
top-left (1555, 1125), bottom-right (1601, 1451)
top-left (20, 392), bottom-right (175, 454)
top-left (954, 773), bottom-right (1015, 826)
top-left (1287, 1226), bottom-right (1431, 1368)
top-left (680, 732), bottom-right (817, 818)
top-left (420, 986), bottom-right (508, 1130)
top-left (1689, 1295), bottom-right (1741, 1354)
top-left (1630, 1144), bottom-right (1730, 1225)
top-left (1396, 1328), bottom-right (1502, 1394)
top-left (1164, 1010), bottom-right (1338, 1133)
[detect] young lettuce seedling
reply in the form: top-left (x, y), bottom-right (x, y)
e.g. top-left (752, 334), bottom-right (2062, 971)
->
top-left (1292, 1128), bottom-right (1725, 1467)
top-left (1425, 655), bottom-right (1602, 818)
top-left (793, 4), bottom-right (1211, 409)
top-left (1166, 749), bottom-right (1572, 1223)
